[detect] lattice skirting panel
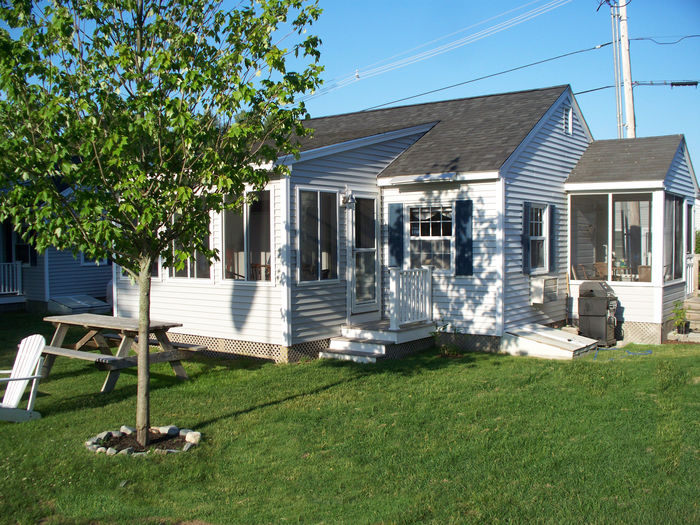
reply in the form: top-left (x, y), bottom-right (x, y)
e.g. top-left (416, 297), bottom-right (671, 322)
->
top-left (616, 321), bottom-right (663, 345)
top-left (384, 337), bottom-right (434, 359)
top-left (167, 333), bottom-right (331, 363)
top-left (436, 333), bottom-right (501, 353)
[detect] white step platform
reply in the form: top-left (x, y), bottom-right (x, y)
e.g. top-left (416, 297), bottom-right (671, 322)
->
top-left (502, 324), bottom-right (597, 360)
top-left (320, 320), bottom-right (434, 363)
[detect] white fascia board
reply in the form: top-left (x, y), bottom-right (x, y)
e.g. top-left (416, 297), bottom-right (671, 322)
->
top-left (277, 122), bottom-right (436, 166)
top-left (377, 170), bottom-right (499, 187)
top-left (565, 181), bottom-right (665, 192)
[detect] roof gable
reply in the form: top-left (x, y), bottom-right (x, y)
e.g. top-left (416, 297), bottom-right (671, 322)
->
top-left (298, 85), bottom-right (570, 177)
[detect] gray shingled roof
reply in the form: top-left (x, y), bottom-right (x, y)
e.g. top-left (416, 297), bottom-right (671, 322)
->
top-left (299, 85), bottom-right (569, 177)
top-left (566, 135), bottom-right (683, 183)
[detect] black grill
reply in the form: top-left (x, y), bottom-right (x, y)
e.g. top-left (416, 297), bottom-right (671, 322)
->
top-left (578, 281), bottom-right (618, 346)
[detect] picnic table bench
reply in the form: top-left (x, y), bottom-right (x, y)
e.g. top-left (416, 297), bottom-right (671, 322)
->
top-left (40, 313), bottom-right (205, 393)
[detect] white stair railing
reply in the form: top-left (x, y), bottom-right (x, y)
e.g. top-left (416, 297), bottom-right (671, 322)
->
top-left (389, 266), bottom-right (433, 330)
top-left (0, 261), bottom-right (22, 295)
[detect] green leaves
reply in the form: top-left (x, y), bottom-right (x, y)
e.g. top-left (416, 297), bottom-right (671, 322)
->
top-left (0, 0), bottom-right (322, 274)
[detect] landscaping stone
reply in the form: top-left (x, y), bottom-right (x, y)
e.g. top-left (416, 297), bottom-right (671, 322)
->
top-left (158, 425), bottom-right (179, 436)
top-left (185, 431), bottom-right (201, 445)
top-left (85, 425), bottom-right (200, 457)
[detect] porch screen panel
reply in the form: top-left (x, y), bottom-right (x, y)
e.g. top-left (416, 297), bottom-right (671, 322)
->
top-left (571, 195), bottom-right (608, 280)
top-left (664, 194), bottom-right (683, 281)
top-left (223, 207), bottom-right (245, 280)
top-left (319, 192), bottom-right (337, 280)
top-left (249, 191), bottom-right (271, 281)
top-left (612, 194), bottom-right (651, 282)
top-left (300, 190), bottom-right (319, 281)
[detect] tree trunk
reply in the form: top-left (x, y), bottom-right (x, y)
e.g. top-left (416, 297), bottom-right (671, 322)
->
top-left (136, 256), bottom-right (152, 446)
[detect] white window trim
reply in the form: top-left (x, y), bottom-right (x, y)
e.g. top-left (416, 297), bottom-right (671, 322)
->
top-left (220, 189), bottom-right (275, 285)
top-left (296, 186), bottom-right (340, 285)
top-left (568, 191), bottom-right (659, 286)
top-left (405, 202), bottom-right (455, 276)
top-left (563, 105), bottom-right (573, 135)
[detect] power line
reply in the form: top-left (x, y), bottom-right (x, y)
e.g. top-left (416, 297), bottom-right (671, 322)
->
top-left (360, 34), bottom-right (700, 111)
top-left (363, 43), bottom-right (611, 111)
top-left (303, 0), bottom-right (572, 102)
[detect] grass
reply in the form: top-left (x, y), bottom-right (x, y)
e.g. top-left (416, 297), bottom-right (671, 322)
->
top-left (1, 311), bottom-right (698, 524)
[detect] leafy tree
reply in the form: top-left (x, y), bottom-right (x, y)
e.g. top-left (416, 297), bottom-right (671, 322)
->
top-left (0, 0), bottom-right (322, 446)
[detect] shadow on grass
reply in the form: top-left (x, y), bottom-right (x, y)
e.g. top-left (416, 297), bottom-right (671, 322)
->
top-left (191, 348), bottom-right (503, 430)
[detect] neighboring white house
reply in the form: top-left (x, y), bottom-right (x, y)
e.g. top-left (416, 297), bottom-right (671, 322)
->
top-left (113, 85), bottom-right (697, 362)
top-left (0, 219), bottom-right (113, 312)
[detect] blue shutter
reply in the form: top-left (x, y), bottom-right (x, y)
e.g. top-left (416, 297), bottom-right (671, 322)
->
top-left (455, 199), bottom-right (473, 276)
top-left (549, 204), bottom-right (556, 273)
top-left (522, 201), bottom-right (531, 274)
top-left (388, 203), bottom-right (403, 267)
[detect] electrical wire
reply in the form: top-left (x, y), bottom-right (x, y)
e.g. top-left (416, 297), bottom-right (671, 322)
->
top-left (362, 43), bottom-right (611, 111)
top-left (303, 0), bottom-right (572, 102)
top-left (575, 80), bottom-right (699, 95)
top-left (357, 34), bottom-right (700, 111)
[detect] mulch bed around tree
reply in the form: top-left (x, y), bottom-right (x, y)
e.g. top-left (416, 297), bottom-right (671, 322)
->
top-left (103, 429), bottom-right (187, 453)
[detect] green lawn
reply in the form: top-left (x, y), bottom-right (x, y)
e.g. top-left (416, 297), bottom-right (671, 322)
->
top-left (1, 312), bottom-right (698, 524)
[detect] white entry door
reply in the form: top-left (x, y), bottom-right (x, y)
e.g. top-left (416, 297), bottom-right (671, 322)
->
top-left (351, 196), bottom-right (380, 314)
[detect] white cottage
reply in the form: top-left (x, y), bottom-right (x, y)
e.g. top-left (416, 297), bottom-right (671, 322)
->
top-left (113, 85), bottom-right (696, 362)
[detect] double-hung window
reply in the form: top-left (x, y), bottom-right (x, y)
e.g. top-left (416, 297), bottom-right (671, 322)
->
top-left (528, 204), bottom-right (547, 272)
top-left (299, 190), bottom-right (337, 281)
top-left (223, 190), bottom-right (271, 281)
top-left (522, 201), bottom-right (555, 275)
top-left (409, 206), bottom-right (452, 270)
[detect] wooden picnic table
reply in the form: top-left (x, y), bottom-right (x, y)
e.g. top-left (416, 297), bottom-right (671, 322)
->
top-left (40, 313), bottom-right (197, 393)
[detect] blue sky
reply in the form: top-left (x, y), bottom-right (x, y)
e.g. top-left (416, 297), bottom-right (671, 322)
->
top-left (301, 0), bottom-right (700, 168)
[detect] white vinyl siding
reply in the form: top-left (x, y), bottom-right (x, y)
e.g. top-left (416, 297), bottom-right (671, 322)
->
top-left (115, 181), bottom-right (283, 344)
top-left (289, 131), bottom-right (425, 343)
top-left (503, 92), bottom-right (591, 330)
top-left (382, 181), bottom-right (500, 336)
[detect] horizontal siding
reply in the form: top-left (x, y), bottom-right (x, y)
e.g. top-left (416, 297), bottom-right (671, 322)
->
top-left (289, 132), bottom-right (423, 343)
top-left (662, 281), bottom-right (687, 323)
top-left (115, 181), bottom-right (283, 345)
top-left (21, 253), bottom-right (46, 302)
top-left (503, 92), bottom-right (591, 330)
top-left (665, 143), bottom-right (696, 199)
top-left (569, 282), bottom-right (661, 324)
top-left (382, 181), bottom-right (501, 335)
top-left (48, 249), bottom-right (112, 299)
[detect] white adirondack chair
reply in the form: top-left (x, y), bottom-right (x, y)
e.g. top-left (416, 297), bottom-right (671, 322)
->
top-left (0, 334), bottom-right (46, 422)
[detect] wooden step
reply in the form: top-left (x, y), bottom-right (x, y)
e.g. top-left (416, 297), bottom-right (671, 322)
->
top-left (319, 349), bottom-right (385, 364)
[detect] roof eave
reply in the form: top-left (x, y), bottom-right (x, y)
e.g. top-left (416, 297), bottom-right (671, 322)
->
top-left (377, 170), bottom-right (500, 187)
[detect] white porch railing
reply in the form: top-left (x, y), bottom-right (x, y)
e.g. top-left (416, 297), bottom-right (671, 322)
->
top-left (0, 261), bottom-right (22, 295)
top-left (687, 255), bottom-right (697, 296)
top-left (389, 267), bottom-right (433, 330)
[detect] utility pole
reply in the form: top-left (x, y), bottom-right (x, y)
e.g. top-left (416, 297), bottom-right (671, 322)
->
top-left (619, 2), bottom-right (636, 138)
top-left (604, 1), bottom-right (636, 138)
